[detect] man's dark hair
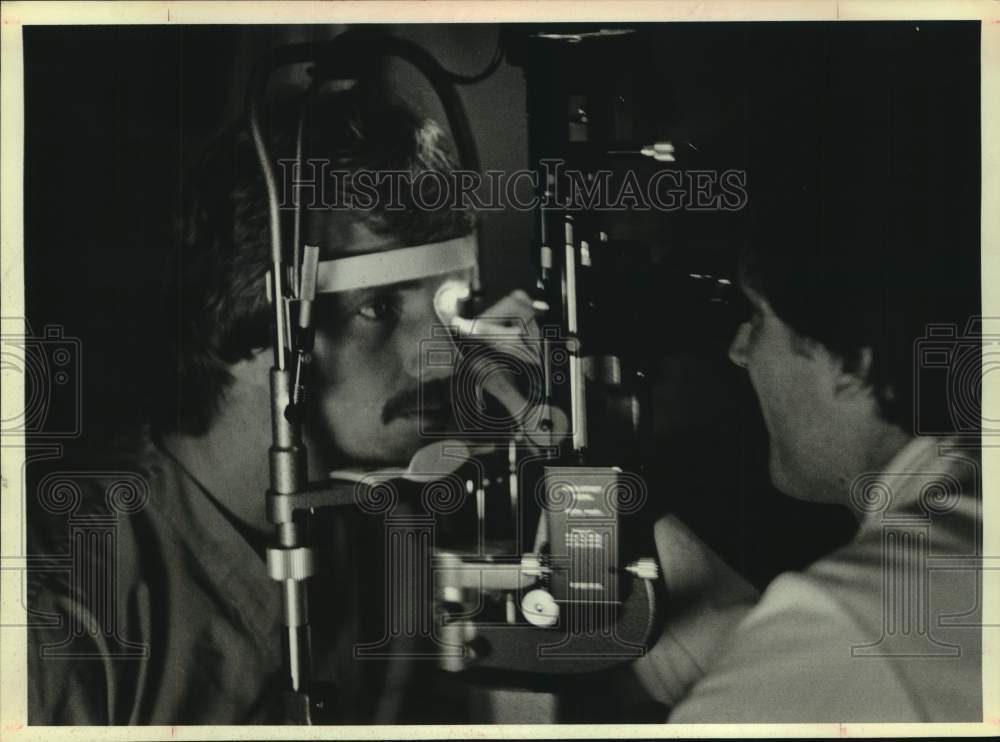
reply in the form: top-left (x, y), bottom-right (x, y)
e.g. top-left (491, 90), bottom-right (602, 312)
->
top-left (734, 22), bottom-right (980, 438)
top-left (740, 180), bottom-right (978, 435)
top-left (154, 87), bottom-right (475, 435)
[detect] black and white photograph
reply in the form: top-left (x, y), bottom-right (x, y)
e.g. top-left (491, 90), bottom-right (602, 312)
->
top-left (0, 1), bottom-right (994, 736)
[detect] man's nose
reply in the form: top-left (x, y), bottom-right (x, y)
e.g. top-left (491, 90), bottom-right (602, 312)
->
top-left (728, 323), bottom-right (750, 368)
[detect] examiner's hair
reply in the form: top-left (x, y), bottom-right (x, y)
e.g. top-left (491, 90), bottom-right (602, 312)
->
top-left (740, 184), bottom-right (979, 435)
top-left (733, 25), bottom-right (981, 438)
top-left (154, 87), bottom-right (475, 435)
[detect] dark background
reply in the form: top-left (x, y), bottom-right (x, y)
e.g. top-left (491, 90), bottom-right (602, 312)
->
top-left (23, 22), bottom-right (980, 589)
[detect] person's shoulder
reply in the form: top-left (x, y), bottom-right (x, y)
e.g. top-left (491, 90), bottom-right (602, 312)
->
top-left (668, 570), bottom-right (922, 722)
top-left (28, 432), bottom-right (171, 606)
top-left (733, 569), bottom-right (867, 643)
top-left (806, 436), bottom-right (980, 598)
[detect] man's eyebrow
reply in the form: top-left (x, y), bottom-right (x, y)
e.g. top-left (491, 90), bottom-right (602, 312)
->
top-left (333, 279), bottom-right (425, 306)
top-left (378, 279), bottom-right (425, 292)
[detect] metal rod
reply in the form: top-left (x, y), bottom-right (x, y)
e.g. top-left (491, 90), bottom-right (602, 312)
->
top-left (563, 217), bottom-right (588, 453)
top-left (247, 80), bottom-right (287, 371)
top-left (246, 33), bottom-right (490, 721)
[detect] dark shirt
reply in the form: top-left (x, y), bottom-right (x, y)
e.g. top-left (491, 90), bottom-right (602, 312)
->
top-left (27, 434), bottom-right (384, 724)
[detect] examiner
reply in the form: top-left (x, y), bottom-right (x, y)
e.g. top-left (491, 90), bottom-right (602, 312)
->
top-left (635, 191), bottom-right (982, 722)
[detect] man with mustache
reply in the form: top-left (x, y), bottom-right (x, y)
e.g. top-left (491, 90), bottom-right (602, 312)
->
top-left (28, 86), bottom-right (539, 724)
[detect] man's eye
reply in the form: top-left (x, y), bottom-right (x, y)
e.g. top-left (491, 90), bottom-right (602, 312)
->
top-left (357, 297), bottom-right (398, 322)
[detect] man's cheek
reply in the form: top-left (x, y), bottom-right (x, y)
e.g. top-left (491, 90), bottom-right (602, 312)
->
top-left (766, 428), bottom-right (804, 496)
top-left (313, 332), bottom-right (377, 383)
top-left (746, 365), bottom-right (775, 417)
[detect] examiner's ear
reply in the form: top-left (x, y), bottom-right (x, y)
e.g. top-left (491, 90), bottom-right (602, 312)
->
top-left (832, 346), bottom-right (874, 399)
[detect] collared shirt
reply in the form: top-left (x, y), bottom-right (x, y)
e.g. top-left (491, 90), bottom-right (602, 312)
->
top-left (638, 436), bottom-right (982, 723)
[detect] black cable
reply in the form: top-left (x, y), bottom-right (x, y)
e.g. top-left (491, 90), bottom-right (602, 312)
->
top-left (440, 35), bottom-right (504, 85)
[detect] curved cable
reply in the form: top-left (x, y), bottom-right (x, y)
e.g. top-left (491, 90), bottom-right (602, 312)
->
top-left (260, 33), bottom-right (483, 177)
top-left (292, 80), bottom-right (321, 297)
top-left (246, 70), bottom-right (287, 370)
top-left (259, 32), bottom-right (486, 296)
top-left (440, 35), bottom-right (504, 85)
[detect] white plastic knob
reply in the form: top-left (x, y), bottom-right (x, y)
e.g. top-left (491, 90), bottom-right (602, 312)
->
top-left (521, 588), bottom-right (559, 628)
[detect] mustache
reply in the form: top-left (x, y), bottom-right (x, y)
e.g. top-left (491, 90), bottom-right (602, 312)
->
top-left (381, 378), bottom-right (454, 425)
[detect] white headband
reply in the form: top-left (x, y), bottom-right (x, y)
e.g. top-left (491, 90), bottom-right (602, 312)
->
top-left (314, 235), bottom-right (477, 294)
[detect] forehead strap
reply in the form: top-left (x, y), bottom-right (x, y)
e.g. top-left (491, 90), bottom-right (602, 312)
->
top-left (314, 234), bottom-right (477, 294)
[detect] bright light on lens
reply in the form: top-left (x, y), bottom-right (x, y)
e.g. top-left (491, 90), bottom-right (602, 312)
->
top-left (434, 279), bottom-right (471, 323)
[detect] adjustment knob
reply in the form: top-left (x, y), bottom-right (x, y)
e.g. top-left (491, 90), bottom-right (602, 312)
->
top-left (521, 588), bottom-right (559, 628)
